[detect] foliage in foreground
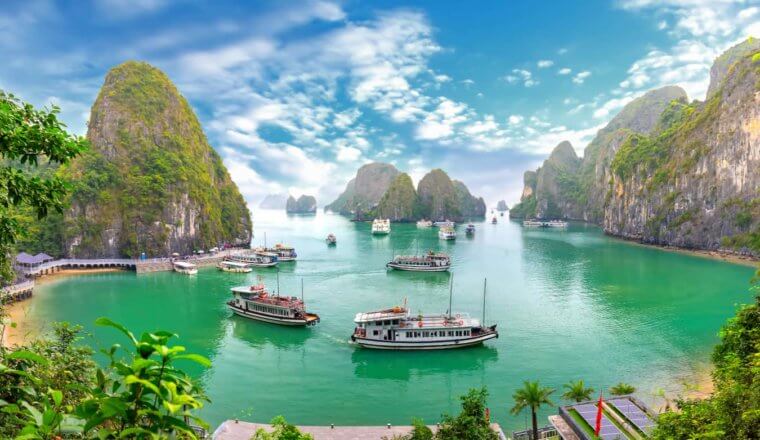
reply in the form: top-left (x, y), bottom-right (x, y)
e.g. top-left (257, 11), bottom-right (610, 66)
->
top-left (651, 272), bottom-right (760, 440)
top-left (0, 91), bottom-right (87, 282)
top-left (0, 317), bottom-right (210, 439)
top-left (510, 381), bottom-right (554, 440)
top-left (252, 416), bottom-right (314, 440)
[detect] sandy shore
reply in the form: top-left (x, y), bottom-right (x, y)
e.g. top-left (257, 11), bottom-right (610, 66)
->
top-left (2, 268), bottom-right (130, 347)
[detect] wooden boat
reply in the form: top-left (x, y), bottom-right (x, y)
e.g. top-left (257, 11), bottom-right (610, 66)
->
top-left (218, 260), bottom-right (252, 273)
top-left (227, 251), bottom-right (278, 267)
top-left (173, 261), bottom-right (197, 275)
top-left (386, 251), bottom-right (451, 272)
top-left (491, 216), bottom-right (497, 224)
top-left (227, 279), bottom-right (319, 326)
top-left (371, 218), bottom-right (391, 235)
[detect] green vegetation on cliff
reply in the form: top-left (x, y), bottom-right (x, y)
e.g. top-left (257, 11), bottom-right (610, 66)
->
top-left (417, 169), bottom-right (461, 221)
top-left (63, 61), bottom-right (251, 257)
top-left (376, 173), bottom-right (419, 221)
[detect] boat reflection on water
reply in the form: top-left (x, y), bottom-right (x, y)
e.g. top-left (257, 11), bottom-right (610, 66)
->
top-left (350, 345), bottom-right (498, 381)
top-left (384, 268), bottom-right (451, 287)
top-left (229, 316), bottom-right (315, 350)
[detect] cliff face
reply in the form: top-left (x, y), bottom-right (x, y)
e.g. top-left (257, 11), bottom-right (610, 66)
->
top-left (453, 180), bottom-right (487, 218)
top-left (417, 169), bottom-right (461, 221)
top-left (325, 163), bottom-right (399, 215)
top-left (376, 173), bottom-right (418, 221)
top-left (64, 61), bottom-right (252, 257)
top-left (286, 195), bottom-right (317, 214)
top-left (510, 39), bottom-right (760, 255)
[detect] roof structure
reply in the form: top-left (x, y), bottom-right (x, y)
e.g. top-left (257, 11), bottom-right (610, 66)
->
top-left (551, 395), bottom-right (657, 440)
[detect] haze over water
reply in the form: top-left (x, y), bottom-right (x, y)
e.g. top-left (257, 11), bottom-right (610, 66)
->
top-left (22, 210), bottom-right (755, 431)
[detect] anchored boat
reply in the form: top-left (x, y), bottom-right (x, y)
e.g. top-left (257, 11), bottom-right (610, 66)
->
top-left (326, 233), bottom-right (337, 245)
top-left (465, 224), bottom-right (475, 235)
top-left (227, 278), bottom-right (320, 326)
top-left (386, 251), bottom-right (451, 272)
top-left (416, 219), bottom-right (433, 228)
top-left (523, 219), bottom-right (568, 229)
top-left (173, 261), bottom-right (198, 275)
top-left (267, 243), bottom-right (297, 261)
top-left (433, 220), bottom-right (454, 228)
top-left (218, 260), bottom-right (252, 273)
top-left (491, 216), bottom-right (498, 224)
top-left (438, 226), bottom-right (456, 240)
top-left (227, 251), bottom-right (279, 267)
top-left (371, 218), bottom-right (391, 235)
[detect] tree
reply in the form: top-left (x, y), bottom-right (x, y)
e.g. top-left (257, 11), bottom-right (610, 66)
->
top-left (609, 382), bottom-right (636, 396)
top-left (561, 380), bottom-right (594, 403)
top-left (0, 91), bottom-right (87, 281)
top-left (436, 387), bottom-right (498, 440)
top-left (253, 416), bottom-right (314, 440)
top-left (510, 381), bottom-right (555, 440)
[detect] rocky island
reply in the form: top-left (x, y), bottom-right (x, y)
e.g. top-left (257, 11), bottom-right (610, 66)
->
top-left (286, 195), bottom-right (317, 214)
top-left (510, 39), bottom-right (760, 257)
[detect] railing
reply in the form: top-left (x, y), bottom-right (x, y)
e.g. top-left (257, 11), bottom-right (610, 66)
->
top-left (511, 426), bottom-right (560, 440)
top-left (1, 280), bottom-right (35, 301)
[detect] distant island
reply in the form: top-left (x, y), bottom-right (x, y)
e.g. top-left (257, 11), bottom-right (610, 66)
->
top-left (325, 162), bottom-right (486, 222)
top-left (259, 193), bottom-right (289, 209)
top-left (510, 38), bottom-right (760, 258)
top-left (286, 195), bottom-right (317, 214)
top-left (496, 200), bottom-right (508, 211)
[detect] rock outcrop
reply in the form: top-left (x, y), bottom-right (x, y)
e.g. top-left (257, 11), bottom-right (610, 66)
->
top-left (453, 180), bottom-right (487, 218)
top-left (376, 173), bottom-right (418, 221)
top-left (286, 195), bottom-right (317, 214)
top-left (325, 163), bottom-right (399, 215)
top-left (511, 38), bottom-right (760, 256)
top-left (417, 169), bottom-right (461, 221)
top-left (496, 200), bottom-right (508, 211)
top-left (64, 61), bottom-right (252, 257)
top-left (259, 193), bottom-right (288, 209)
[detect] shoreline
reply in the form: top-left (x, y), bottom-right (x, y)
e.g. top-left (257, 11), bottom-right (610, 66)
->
top-left (613, 237), bottom-right (758, 268)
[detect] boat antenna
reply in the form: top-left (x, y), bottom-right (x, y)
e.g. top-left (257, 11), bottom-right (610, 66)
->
top-left (482, 278), bottom-right (487, 325)
top-left (448, 272), bottom-right (454, 319)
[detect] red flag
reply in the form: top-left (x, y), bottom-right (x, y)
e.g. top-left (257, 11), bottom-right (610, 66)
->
top-left (595, 392), bottom-right (604, 436)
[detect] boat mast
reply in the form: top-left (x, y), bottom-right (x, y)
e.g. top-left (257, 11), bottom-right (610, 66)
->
top-left (264, 232), bottom-right (267, 248)
top-left (482, 278), bottom-right (487, 324)
top-left (301, 277), bottom-right (304, 302)
top-left (448, 272), bottom-right (454, 318)
top-left (276, 267), bottom-right (280, 294)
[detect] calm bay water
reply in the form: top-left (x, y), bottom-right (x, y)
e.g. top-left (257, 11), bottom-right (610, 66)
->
top-left (22, 210), bottom-right (756, 431)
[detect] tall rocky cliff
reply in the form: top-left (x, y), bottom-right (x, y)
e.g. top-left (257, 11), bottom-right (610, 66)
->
top-left (325, 163), bottom-right (399, 215)
top-left (376, 173), bottom-right (418, 221)
top-left (511, 38), bottom-right (760, 255)
top-left (453, 180), bottom-right (487, 218)
top-left (64, 61), bottom-right (252, 257)
top-left (417, 169), bottom-right (461, 221)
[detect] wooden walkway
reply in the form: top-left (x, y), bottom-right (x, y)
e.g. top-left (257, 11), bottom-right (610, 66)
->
top-left (213, 420), bottom-right (507, 440)
top-left (1, 280), bottom-right (34, 304)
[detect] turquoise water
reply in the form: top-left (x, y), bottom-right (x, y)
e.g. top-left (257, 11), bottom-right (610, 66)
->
top-left (22, 210), bottom-right (756, 432)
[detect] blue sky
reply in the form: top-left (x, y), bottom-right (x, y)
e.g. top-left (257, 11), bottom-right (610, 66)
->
top-left (1, 0), bottom-right (758, 207)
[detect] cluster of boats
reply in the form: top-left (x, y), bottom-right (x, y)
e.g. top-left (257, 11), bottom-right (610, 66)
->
top-left (371, 218), bottom-right (476, 241)
top-left (226, 276), bottom-right (498, 350)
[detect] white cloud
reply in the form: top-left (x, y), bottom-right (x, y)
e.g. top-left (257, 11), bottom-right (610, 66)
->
top-left (657, 20), bottom-right (668, 30)
top-left (508, 114), bottom-right (524, 125)
top-left (593, 95), bottom-right (635, 119)
top-left (557, 67), bottom-right (572, 75)
top-left (461, 78), bottom-right (475, 87)
top-left (502, 69), bottom-right (538, 87)
top-left (572, 70), bottom-right (591, 84)
top-left (537, 59), bottom-right (554, 68)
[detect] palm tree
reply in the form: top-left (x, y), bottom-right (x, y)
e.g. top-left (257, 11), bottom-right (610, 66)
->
top-left (610, 382), bottom-right (636, 396)
top-left (511, 380), bottom-right (555, 440)
top-left (562, 380), bottom-right (595, 403)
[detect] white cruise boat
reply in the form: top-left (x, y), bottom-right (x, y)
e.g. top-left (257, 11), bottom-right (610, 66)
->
top-left (264, 243), bottom-right (297, 261)
top-left (173, 261), bottom-right (197, 275)
top-left (438, 226), bottom-right (456, 240)
top-left (227, 251), bottom-right (278, 267)
top-left (523, 219), bottom-right (568, 229)
top-left (227, 280), bottom-right (319, 326)
top-left (371, 218), bottom-right (391, 235)
top-left (416, 219), bottom-right (433, 228)
top-left (523, 219), bottom-right (544, 228)
top-left (386, 251), bottom-right (451, 272)
top-left (351, 307), bottom-right (497, 350)
top-left (218, 260), bottom-right (252, 273)
top-left (433, 220), bottom-right (454, 228)
top-left (546, 219), bottom-right (569, 228)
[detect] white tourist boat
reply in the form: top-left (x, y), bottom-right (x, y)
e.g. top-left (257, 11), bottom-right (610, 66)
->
top-left (371, 218), bottom-right (391, 235)
top-left (465, 224), bottom-right (475, 235)
top-left (326, 233), bottom-right (337, 245)
top-left (438, 226), bottom-right (456, 240)
top-left (227, 251), bottom-right (279, 267)
top-left (386, 251), bottom-right (451, 272)
top-left (416, 219), bottom-right (433, 228)
top-left (218, 260), bottom-right (252, 273)
top-left (351, 278), bottom-right (497, 350)
top-left (433, 220), bottom-right (454, 228)
top-left (546, 219), bottom-right (569, 228)
top-left (523, 219), bottom-right (544, 228)
top-left (227, 278), bottom-right (320, 326)
top-left (262, 243), bottom-right (297, 261)
top-left (523, 219), bottom-right (569, 229)
top-left (491, 216), bottom-right (498, 224)
top-left (173, 261), bottom-right (197, 275)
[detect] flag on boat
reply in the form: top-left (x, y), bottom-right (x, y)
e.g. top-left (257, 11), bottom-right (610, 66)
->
top-left (595, 392), bottom-right (604, 436)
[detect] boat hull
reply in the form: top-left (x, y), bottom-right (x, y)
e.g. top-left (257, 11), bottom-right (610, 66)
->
top-left (386, 263), bottom-right (450, 272)
top-left (276, 256), bottom-right (297, 262)
top-left (351, 332), bottom-right (497, 350)
top-left (372, 231), bottom-right (390, 235)
top-left (228, 304), bottom-right (319, 326)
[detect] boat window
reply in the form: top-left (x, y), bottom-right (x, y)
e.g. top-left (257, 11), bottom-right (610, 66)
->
top-left (392, 320), bottom-right (399, 325)
top-left (372, 330), bottom-right (379, 336)
top-left (375, 321), bottom-right (383, 326)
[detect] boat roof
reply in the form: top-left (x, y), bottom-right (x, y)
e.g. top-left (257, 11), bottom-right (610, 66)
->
top-left (274, 244), bottom-right (294, 249)
top-left (221, 260), bottom-right (248, 267)
top-left (255, 250), bottom-right (278, 257)
top-left (355, 310), bottom-right (479, 327)
top-left (354, 307), bottom-right (408, 322)
top-left (173, 261), bottom-right (196, 269)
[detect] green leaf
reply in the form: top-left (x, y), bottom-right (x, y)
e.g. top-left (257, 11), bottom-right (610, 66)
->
top-left (124, 375), bottom-right (161, 395)
top-left (94, 317), bottom-right (137, 345)
top-left (174, 353), bottom-right (211, 368)
top-left (20, 401), bottom-right (43, 425)
top-left (50, 389), bottom-right (63, 407)
top-left (6, 350), bottom-right (49, 365)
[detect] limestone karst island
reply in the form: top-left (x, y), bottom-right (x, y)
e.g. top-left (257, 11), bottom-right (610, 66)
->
top-left (1, 2), bottom-right (758, 439)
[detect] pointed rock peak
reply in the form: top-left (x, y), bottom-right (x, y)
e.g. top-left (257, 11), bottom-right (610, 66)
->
top-left (708, 36), bottom-right (760, 97)
top-left (604, 85), bottom-right (688, 135)
top-left (547, 141), bottom-right (579, 167)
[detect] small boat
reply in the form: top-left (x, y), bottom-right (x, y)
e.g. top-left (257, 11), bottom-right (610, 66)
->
top-left (218, 260), bottom-right (252, 273)
top-left (386, 251), bottom-right (451, 272)
top-left (227, 278), bottom-right (320, 326)
top-left (491, 216), bottom-right (497, 224)
top-left (416, 219), bottom-right (433, 228)
top-left (523, 219), bottom-right (568, 229)
top-left (547, 219), bottom-right (568, 228)
top-left (438, 226), bottom-right (456, 240)
top-left (371, 218), bottom-right (391, 235)
top-left (433, 220), bottom-right (454, 228)
top-left (227, 252), bottom-right (279, 267)
top-left (326, 233), bottom-right (337, 245)
top-left (500, 212), bottom-right (504, 217)
top-left (173, 261), bottom-right (197, 275)
top-left (465, 224), bottom-right (475, 235)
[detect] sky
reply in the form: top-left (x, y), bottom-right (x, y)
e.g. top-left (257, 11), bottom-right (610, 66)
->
top-left (1, 0), bottom-right (759, 208)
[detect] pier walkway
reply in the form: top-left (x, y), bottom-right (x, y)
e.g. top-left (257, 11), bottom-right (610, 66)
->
top-left (1, 280), bottom-right (34, 304)
top-left (213, 420), bottom-right (507, 440)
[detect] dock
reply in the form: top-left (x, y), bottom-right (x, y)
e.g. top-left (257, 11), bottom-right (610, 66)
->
top-left (1, 280), bottom-right (34, 304)
top-left (213, 420), bottom-right (507, 440)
